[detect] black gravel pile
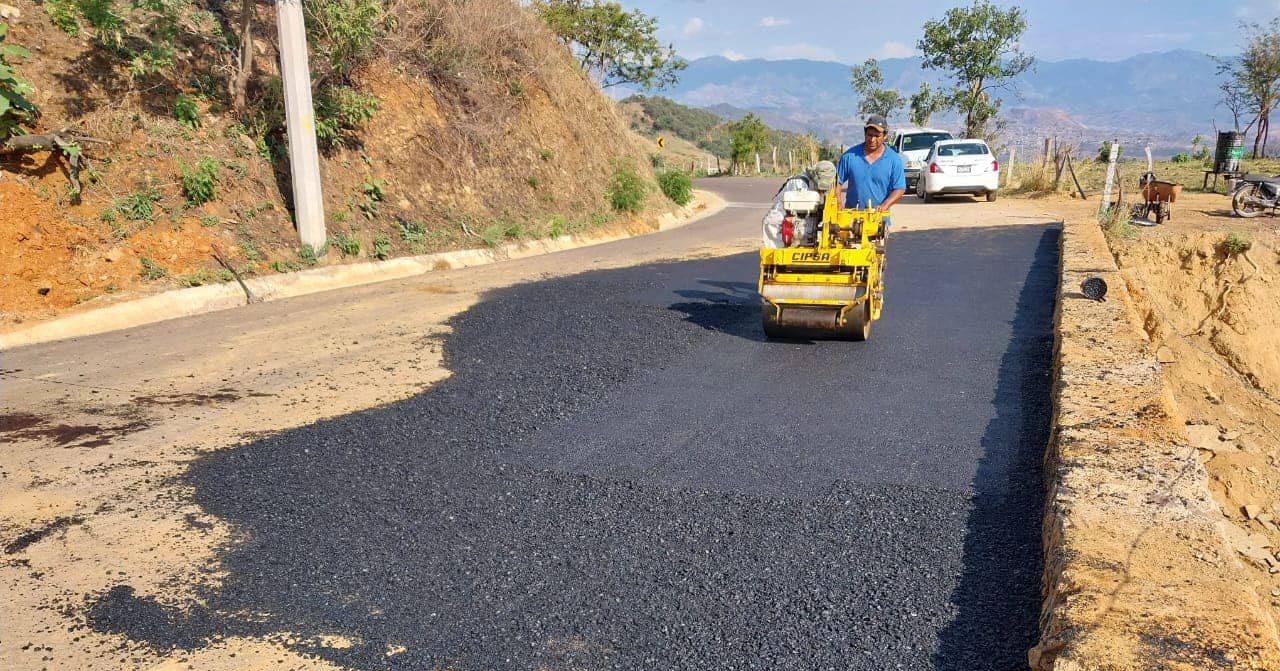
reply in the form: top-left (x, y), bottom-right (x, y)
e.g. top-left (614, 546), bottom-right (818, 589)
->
top-left (86, 224), bottom-right (1060, 671)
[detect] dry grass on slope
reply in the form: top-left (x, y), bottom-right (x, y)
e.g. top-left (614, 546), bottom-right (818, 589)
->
top-left (1, 0), bottom-right (665, 326)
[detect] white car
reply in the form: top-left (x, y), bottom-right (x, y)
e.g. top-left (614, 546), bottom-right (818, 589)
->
top-left (917, 139), bottom-right (1000, 202)
top-left (891, 127), bottom-right (953, 189)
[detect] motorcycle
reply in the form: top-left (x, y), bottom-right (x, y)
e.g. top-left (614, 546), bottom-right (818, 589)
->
top-left (1232, 173), bottom-right (1280, 218)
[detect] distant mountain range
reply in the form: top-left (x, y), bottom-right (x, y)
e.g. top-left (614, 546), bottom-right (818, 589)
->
top-left (641, 51), bottom-right (1231, 152)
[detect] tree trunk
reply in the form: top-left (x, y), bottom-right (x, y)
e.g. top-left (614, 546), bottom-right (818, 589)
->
top-left (1, 130), bottom-right (110, 199)
top-left (1254, 106), bottom-right (1271, 159)
top-left (1263, 115), bottom-right (1272, 159)
top-left (231, 0), bottom-right (255, 111)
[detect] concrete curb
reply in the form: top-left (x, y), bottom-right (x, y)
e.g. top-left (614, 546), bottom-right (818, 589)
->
top-left (0, 191), bottom-right (727, 350)
top-left (1029, 218), bottom-right (1280, 670)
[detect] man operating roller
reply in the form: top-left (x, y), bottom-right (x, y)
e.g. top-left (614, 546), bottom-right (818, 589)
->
top-left (835, 114), bottom-right (906, 247)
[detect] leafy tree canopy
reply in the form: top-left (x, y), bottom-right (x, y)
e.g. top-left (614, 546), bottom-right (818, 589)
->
top-left (917, 0), bottom-right (1033, 138)
top-left (535, 0), bottom-right (685, 90)
top-left (908, 82), bottom-right (948, 128)
top-left (727, 112), bottom-right (769, 165)
top-left (850, 58), bottom-right (904, 119)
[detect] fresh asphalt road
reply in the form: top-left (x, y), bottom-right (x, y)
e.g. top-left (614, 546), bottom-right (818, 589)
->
top-left (81, 179), bottom-right (1060, 670)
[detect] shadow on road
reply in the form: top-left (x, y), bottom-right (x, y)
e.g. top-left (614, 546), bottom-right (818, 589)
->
top-left (933, 225), bottom-right (1059, 669)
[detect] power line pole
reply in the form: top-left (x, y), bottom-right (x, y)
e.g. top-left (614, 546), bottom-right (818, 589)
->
top-left (276, 0), bottom-right (326, 251)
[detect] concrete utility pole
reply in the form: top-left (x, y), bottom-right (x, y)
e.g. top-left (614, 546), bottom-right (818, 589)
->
top-left (755, 153), bottom-right (761, 174)
top-left (276, 0), bottom-right (326, 250)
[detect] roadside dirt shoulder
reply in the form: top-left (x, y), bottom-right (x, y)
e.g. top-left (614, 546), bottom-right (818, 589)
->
top-left (1030, 210), bottom-right (1280, 670)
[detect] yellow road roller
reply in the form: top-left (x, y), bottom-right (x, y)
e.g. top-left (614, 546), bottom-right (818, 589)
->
top-left (759, 189), bottom-right (885, 340)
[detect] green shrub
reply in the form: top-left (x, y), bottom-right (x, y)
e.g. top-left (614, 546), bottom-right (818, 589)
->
top-left (607, 163), bottom-right (647, 214)
top-left (115, 187), bottom-right (162, 221)
top-left (396, 219), bottom-right (426, 244)
top-left (315, 86), bottom-right (378, 149)
top-left (333, 232), bottom-right (360, 256)
top-left (372, 232), bottom-right (391, 259)
top-left (0, 20), bottom-right (38, 137)
top-left (297, 243), bottom-right (319, 265)
top-left (657, 169), bottom-right (693, 205)
top-left (1170, 153), bottom-right (1191, 164)
top-left (174, 93), bottom-right (200, 128)
top-left (548, 214), bottom-right (568, 237)
top-left (305, 0), bottom-right (383, 74)
top-left (139, 256), bottom-right (168, 280)
top-left (359, 175), bottom-right (384, 218)
top-left (480, 224), bottom-right (504, 247)
top-left (199, 213), bottom-right (219, 227)
top-left (178, 269), bottom-right (208, 287)
top-left (1220, 233), bottom-right (1252, 256)
top-left (1097, 140), bottom-right (1124, 163)
top-left (180, 157), bottom-right (219, 205)
top-left (238, 240), bottom-right (260, 262)
top-left (43, 0), bottom-right (81, 34)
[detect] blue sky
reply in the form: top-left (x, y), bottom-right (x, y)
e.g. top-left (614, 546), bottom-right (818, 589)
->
top-left (618, 0), bottom-right (1280, 63)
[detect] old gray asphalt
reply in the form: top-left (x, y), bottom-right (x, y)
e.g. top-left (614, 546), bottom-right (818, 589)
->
top-left (81, 178), bottom-right (1059, 670)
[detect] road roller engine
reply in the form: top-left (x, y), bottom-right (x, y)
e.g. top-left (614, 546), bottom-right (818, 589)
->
top-left (759, 162), bottom-right (885, 341)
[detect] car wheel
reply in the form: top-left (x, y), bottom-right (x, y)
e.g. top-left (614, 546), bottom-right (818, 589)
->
top-left (986, 190), bottom-right (998, 202)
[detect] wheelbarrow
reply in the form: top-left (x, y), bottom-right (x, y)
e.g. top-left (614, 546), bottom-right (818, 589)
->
top-left (1134, 172), bottom-right (1182, 224)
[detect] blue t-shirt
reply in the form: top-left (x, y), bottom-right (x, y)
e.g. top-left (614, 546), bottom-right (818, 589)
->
top-left (836, 144), bottom-right (907, 209)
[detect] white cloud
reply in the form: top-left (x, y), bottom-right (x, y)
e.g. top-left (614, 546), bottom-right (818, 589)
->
top-left (721, 49), bottom-right (747, 61)
top-left (682, 17), bottom-right (705, 38)
top-left (877, 41), bottom-right (916, 59)
top-left (763, 43), bottom-right (840, 61)
top-left (758, 16), bottom-right (790, 28)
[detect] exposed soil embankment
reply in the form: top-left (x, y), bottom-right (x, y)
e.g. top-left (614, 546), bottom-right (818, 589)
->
top-left (1031, 216), bottom-right (1280, 670)
top-left (1112, 223), bottom-right (1280, 643)
top-left (1, 0), bottom-right (670, 328)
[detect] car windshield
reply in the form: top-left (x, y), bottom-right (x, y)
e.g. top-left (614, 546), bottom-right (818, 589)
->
top-left (899, 132), bottom-right (952, 152)
top-left (935, 143), bottom-right (989, 157)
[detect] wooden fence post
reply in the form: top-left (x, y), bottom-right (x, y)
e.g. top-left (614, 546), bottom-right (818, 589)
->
top-left (1006, 146), bottom-right (1016, 187)
top-left (1101, 140), bottom-right (1121, 212)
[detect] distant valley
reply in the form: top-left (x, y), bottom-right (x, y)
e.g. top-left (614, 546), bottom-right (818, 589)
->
top-left (631, 52), bottom-right (1234, 156)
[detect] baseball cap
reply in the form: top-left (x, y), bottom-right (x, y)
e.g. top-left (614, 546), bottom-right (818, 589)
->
top-left (864, 115), bottom-right (888, 133)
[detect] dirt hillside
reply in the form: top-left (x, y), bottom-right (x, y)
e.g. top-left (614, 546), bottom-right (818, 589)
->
top-left (0, 0), bottom-right (669, 328)
top-left (1038, 189), bottom-right (1280, 642)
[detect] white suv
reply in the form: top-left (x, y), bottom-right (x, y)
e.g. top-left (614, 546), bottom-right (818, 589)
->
top-left (917, 139), bottom-right (1000, 202)
top-left (891, 128), bottom-right (953, 189)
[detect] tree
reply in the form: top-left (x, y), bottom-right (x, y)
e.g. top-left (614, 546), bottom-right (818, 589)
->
top-left (917, 0), bottom-right (1034, 138)
top-left (727, 113), bottom-right (769, 171)
top-left (1216, 69), bottom-right (1256, 134)
top-left (535, 0), bottom-right (686, 90)
top-left (1223, 20), bottom-right (1280, 158)
top-left (908, 82), bottom-right (948, 127)
top-left (850, 58), bottom-right (904, 119)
